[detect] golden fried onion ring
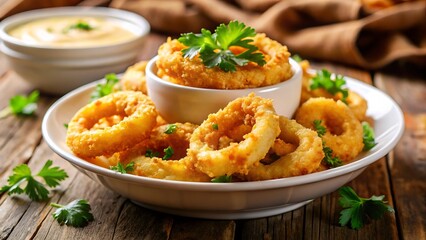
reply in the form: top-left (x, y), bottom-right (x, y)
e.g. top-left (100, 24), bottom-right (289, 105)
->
top-left (294, 97), bottom-right (364, 163)
top-left (189, 93), bottom-right (280, 177)
top-left (66, 91), bottom-right (157, 158)
top-left (246, 116), bottom-right (324, 180)
top-left (156, 34), bottom-right (292, 89)
top-left (107, 123), bottom-right (210, 182)
top-left (299, 61), bottom-right (368, 121)
top-left (120, 61), bottom-right (148, 94)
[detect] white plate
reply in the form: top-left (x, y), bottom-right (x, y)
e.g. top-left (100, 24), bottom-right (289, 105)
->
top-left (42, 76), bottom-right (404, 219)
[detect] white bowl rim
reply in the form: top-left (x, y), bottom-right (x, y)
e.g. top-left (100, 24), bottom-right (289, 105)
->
top-left (42, 71), bottom-right (405, 192)
top-left (0, 6), bottom-right (150, 50)
top-left (146, 55), bottom-right (302, 92)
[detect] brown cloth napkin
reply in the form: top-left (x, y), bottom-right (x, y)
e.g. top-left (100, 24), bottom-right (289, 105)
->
top-left (110, 0), bottom-right (426, 69)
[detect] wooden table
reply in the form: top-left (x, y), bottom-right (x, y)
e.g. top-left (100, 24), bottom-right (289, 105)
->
top-left (0, 25), bottom-right (425, 240)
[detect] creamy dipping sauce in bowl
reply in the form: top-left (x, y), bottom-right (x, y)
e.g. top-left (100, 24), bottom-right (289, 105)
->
top-left (8, 16), bottom-right (138, 48)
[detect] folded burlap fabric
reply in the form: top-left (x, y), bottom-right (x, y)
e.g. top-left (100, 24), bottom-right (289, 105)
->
top-left (110, 0), bottom-right (426, 69)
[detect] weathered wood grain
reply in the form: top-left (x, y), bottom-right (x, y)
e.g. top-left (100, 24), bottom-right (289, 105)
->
top-left (375, 68), bottom-right (426, 240)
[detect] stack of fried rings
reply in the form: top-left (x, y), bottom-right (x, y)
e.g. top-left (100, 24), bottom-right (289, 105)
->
top-left (66, 92), bottom-right (365, 182)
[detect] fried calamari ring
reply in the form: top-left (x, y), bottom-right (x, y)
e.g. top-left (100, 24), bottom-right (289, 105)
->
top-left (294, 97), bottom-right (364, 163)
top-left (110, 123), bottom-right (210, 182)
top-left (246, 116), bottom-right (324, 180)
top-left (156, 34), bottom-right (292, 89)
top-left (66, 91), bottom-right (157, 158)
top-left (119, 61), bottom-right (148, 94)
top-left (299, 61), bottom-right (368, 121)
top-left (189, 93), bottom-right (280, 177)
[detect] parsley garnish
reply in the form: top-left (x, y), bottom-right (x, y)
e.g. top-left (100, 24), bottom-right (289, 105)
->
top-left (211, 175), bottom-right (232, 183)
top-left (292, 54), bottom-right (303, 63)
top-left (51, 199), bottom-right (94, 228)
top-left (110, 162), bottom-right (134, 174)
top-left (310, 69), bottom-right (349, 103)
top-left (0, 90), bottom-right (39, 119)
top-left (163, 146), bottom-right (174, 160)
top-left (322, 146), bottom-right (343, 168)
top-left (164, 124), bottom-right (177, 134)
top-left (313, 119), bottom-right (326, 137)
top-left (313, 119), bottom-right (343, 168)
top-left (145, 149), bottom-right (159, 158)
top-left (362, 122), bottom-right (377, 151)
top-left (212, 123), bottom-right (219, 130)
top-left (64, 123), bottom-right (68, 129)
top-left (338, 186), bottom-right (394, 229)
top-left (0, 160), bottom-right (68, 201)
top-left (90, 73), bottom-right (119, 102)
top-left (178, 20), bottom-right (266, 72)
top-left (64, 21), bottom-right (94, 33)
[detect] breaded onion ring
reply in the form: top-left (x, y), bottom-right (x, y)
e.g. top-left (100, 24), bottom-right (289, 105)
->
top-left (189, 93), bottom-right (280, 177)
top-left (66, 91), bottom-right (157, 158)
top-left (156, 34), bottom-right (292, 89)
top-left (110, 123), bottom-right (210, 182)
top-left (246, 116), bottom-right (324, 180)
top-left (120, 61), bottom-right (148, 94)
top-left (299, 61), bottom-right (368, 121)
top-left (294, 97), bottom-right (364, 163)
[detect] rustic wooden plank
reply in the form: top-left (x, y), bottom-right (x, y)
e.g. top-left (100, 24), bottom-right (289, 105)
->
top-left (0, 0), bottom-right (83, 20)
top-left (112, 202), bottom-right (173, 239)
top-left (0, 95), bottom-right (55, 179)
top-left (375, 68), bottom-right (426, 240)
top-left (169, 217), bottom-right (235, 240)
top-left (3, 142), bottom-right (79, 240)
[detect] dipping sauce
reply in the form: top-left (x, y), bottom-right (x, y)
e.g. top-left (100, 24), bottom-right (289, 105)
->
top-left (8, 16), bottom-right (137, 47)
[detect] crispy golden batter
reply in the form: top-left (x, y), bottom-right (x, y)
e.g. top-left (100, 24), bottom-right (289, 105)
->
top-left (299, 60), bottom-right (368, 121)
top-left (66, 91), bottom-right (157, 158)
top-left (120, 61), bottom-right (148, 94)
top-left (246, 116), bottom-right (324, 180)
top-left (189, 93), bottom-right (280, 177)
top-left (156, 34), bottom-right (292, 89)
top-left (294, 97), bottom-right (364, 163)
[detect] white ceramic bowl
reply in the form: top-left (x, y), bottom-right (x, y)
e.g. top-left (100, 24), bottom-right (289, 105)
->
top-left (146, 56), bottom-right (302, 124)
top-left (42, 74), bottom-right (404, 219)
top-left (0, 7), bottom-right (150, 95)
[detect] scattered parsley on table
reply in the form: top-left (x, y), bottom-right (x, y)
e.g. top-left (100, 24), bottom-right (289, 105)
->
top-left (0, 160), bottom-right (68, 201)
top-left (0, 90), bottom-right (39, 119)
top-left (338, 186), bottom-right (394, 229)
top-left (51, 199), bottom-right (94, 227)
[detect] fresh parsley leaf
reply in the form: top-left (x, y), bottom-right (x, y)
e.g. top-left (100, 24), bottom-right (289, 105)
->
top-left (110, 162), bottom-right (134, 174)
top-left (310, 69), bottom-right (349, 103)
top-left (51, 199), bottom-right (94, 228)
top-left (212, 123), bottom-right (219, 130)
top-left (313, 119), bottom-right (326, 137)
top-left (211, 175), bottom-right (232, 183)
top-left (312, 119), bottom-right (342, 168)
top-left (178, 20), bottom-right (266, 72)
top-left (145, 149), bottom-right (159, 158)
top-left (90, 73), bottom-right (119, 102)
top-left (338, 186), bottom-right (394, 229)
top-left (292, 54), bottom-right (303, 63)
top-left (64, 123), bottom-right (68, 129)
top-left (362, 122), bottom-right (376, 151)
top-left (162, 146), bottom-right (174, 160)
top-left (0, 160), bottom-right (68, 201)
top-left (0, 90), bottom-right (40, 118)
top-left (164, 124), bottom-right (177, 134)
top-left (323, 146), bottom-right (343, 168)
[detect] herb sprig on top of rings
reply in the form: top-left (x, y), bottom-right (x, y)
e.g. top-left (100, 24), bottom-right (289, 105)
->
top-left (178, 20), bottom-right (266, 72)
